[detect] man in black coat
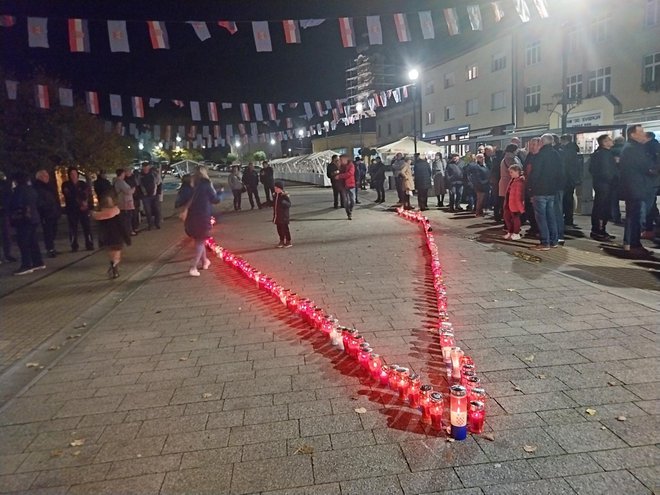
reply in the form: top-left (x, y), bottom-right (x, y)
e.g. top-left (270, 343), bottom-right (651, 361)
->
top-left (93, 170), bottom-right (113, 202)
top-left (589, 135), bottom-right (617, 241)
top-left (413, 155), bottom-right (432, 210)
top-left (560, 135), bottom-right (582, 227)
top-left (620, 124), bottom-right (657, 256)
top-left (326, 155), bottom-right (343, 208)
top-left (242, 162), bottom-right (262, 209)
top-left (369, 157), bottom-right (386, 203)
top-left (34, 169), bottom-right (61, 258)
top-left (259, 161), bottom-right (275, 205)
top-left (61, 167), bottom-right (94, 251)
top-left (528, 134), bottom-right (563, 250)
top-left (10, 172), bottom-right (45, 275)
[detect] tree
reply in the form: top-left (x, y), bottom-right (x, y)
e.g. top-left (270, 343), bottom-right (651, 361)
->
top-left (226, 153), bottom-right (238, 164)
top-left (152, 146), bottom-right (203, 163)
top-left (252, 150), bottom-right (267, 162)
top-left (0, 72), bottom-right (131, 175)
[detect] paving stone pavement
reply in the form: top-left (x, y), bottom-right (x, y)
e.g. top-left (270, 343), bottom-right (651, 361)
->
top-left (0, 184), bottom-right (657, 494)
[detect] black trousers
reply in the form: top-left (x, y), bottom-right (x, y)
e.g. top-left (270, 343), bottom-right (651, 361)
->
top-left (417, 188), bottom-right (429, 209)
top-left (120, 210), bottom-right (133, 244)
top-left (331, 181), bottom-right (344, 208)
top-left (276, 223), bottom-right (291, 243)
top-left (41, 216), bottom-right (59, 252)
top-left (232, 190), bottom-right (242, 210)
top-left (374, 181), bottom-right (385, 202)
top-left (563, 186), bottom-right (575, 225)
top-left (525, 197), bottom-right (538, 232)
top-left (16, 223), bottom-right (43, 269)
top-left (591, 183), bottom-right (611, 233)
top-left (131, 198), bottom-right (141, 231)
top-left (395, 176), bottom-right (405, 203)
top-left (67, 211), bottom-right (93, 249)
top-left (494, 196), bottom-right (504, 222)
top-left (263, 183), bottom-right (274, 203)
top-left (1, 214), bottom-right (13, 258)
top-left (246, 185), bottom-right (262, 208)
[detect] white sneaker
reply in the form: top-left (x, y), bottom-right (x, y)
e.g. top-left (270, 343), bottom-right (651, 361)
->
top-left (189, 268), bottom-right (201, 277)
top-left (202, 259), bottom-right (211, 270)
top-left (503, 233), bottom-right (512, 239)
top-left (510, 233), bottom-right (521, 240)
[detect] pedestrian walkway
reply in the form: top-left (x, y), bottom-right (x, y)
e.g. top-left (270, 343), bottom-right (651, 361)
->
top-left (0, 185), bottom-right (657, 494)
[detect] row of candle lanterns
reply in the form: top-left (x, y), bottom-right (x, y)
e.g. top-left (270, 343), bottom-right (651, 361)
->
top-left (204, 209), bottom-right (486, 439)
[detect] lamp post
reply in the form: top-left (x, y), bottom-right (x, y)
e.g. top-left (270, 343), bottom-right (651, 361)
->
top-left (297, 129), bottom-right (305, 154)
top-left (408, 68), bottom-right (419, 155)
top-left (323, 120), bottom-right (330, 150)
top-left (355, 102), bottom-right (364, 156)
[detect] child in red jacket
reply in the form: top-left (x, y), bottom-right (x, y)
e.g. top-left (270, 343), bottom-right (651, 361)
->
top-left (504, 164), bottom-right (525, 240)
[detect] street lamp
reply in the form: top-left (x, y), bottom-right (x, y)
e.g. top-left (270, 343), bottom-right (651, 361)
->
top-left (355, 102), bottom-right (364, 156)
top-left (408, 68), bottom-right (419, 155)
top-left (176, 135), bottom-right (182, 143)
top-left (297, 129), bottom-right (305, 153)
top-left (323, 120), bottom-right (330, 150)
top-left (270, 138), bottom-right (276, 145)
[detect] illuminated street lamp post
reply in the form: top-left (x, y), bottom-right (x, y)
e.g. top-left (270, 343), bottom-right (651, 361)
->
top-left (408, 68), bottom-right (419, 155)
top-left (323, 120), bottom-right (330, 150)
top-left (297, 128), bottom-right (305, 154)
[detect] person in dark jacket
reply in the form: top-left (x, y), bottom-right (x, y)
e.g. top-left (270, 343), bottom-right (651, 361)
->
top-left (610, 136), bottom-right (626, 224)
top-left (9, 172), bottom-right (45, 275)
top-left (552, 135), bottom-right (568, 243)
top-left (642, 132), bottom-right (660, 239)
top-left (34, 169), bottom-right (61, 258)
top-left (326, 155), bottom-right (343, 209)
top-left (336, 155), bottom-right (356, 220)
top-left (369, 157), bottom-right (386, 203)
top-left (61, 167), bottom-right (94, 252)
top-left (185, 166), bottom-right (220, 276)
top-left (445, 154), bottom-right (464, 212)
top-left (465, 154), bottom-right (491, 216)
top-left (242, 162), bottom-right (262, 210)
top-left (413, 155), bottom-right (432, 210)
top-left (522, 138), bottom-right (541, 237)
top-left (0, 172), bottom-right (17, 262)
top-left (92, 195), bottom-right (131, 278)
top-left (354, 157), bottom-right (364, 204)
top-left (560, 135), bottom-right (582, 227)
top-left (125, 167), bottom-right (141, 232)
top-left (528, 134), bottom-right (563, 250)
top-left (620, 124), bottom-right (657, 256)
top-left (259, 161), bottom-right (275, 205)
top-left (589, 135), bottom-right (618, 241)
top-left (489, 146), bottom-right (505, 221)
top-left (273, 180), bottom-right (292, 248)
top-left (93, 170), bottom-right (113, 202)
top-left (139, 162), bottom-right (161, 230)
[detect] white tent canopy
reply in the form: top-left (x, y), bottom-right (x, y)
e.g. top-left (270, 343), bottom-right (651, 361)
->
top-left (171, 159), bottom-right (203, 176)
top-left (376, 136), bottom-right (444, 156)
top-left (270, 150), bottom-right (336, 186)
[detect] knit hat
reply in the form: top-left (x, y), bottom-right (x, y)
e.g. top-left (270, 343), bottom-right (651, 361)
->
top-left (274, 180), bottom-right (284, 189)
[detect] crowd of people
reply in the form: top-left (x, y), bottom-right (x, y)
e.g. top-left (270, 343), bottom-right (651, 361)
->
top-left (324, 126), bottom-right (658, 256)
top-left (0, 161), bottom-right (164, 277)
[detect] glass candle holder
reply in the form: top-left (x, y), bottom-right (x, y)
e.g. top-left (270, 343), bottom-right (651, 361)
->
top-left (396, 367), bottom-right (410, 400)
top-left (450, 347), bottom-right (464, 380)
top-left (408, 373), bottom-right (421, 407)
top-left (419, 384), bottom-right (434, 424)
top-left (388, 365), bottom-right (401, 390)
top-left (348, 334), bottom-right (363, 358)
top-left (461, 355), bottom-right (475, 367)
top-left (341, 328), bottom-right (355, 353)
top-left (440, 332), bottom-right (455, 364)
top-left (321, 318), bottom-right (334, 335)
top-left (358, 345), bottom-right (372, 369)
top-left (471, 387), bottom-right (486, 405)
top-left (440, 321), bottom-right (453, 334)
top-left (465, 376), bottom-right (481, 398)
top-left (297, 298), bottom-right (310, 317)
top-left (369, 353), bottom-right (382, 380)
top-left (279, 289), bottom-right (291, 306)
top-left (460, 369), bottom-right (476, 388)
top-left (468, 400), bottom-right (485, 434)
top-left (379, 365), bottom-right (392, 386)
top-left (450, 385), bottom-right (468, 440)
top-left (429, 392), bottom-right (444, 430)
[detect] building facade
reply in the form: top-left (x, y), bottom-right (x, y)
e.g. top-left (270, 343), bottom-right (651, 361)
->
top-left (420, 0), bottom-right (660, 153)
top-left (374, 99), bottom-right (416, 146)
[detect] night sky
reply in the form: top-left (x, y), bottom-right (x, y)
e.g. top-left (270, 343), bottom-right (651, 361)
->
top-left (1, 0), bottom-right (516, 124)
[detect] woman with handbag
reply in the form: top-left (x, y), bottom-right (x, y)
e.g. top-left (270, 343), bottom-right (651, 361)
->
top-left (9, 172), bottom-right (45, 276)
top-left (228, 166), bottom-right (244, 211)
top-left (185, 166), bottom-right (220, 277)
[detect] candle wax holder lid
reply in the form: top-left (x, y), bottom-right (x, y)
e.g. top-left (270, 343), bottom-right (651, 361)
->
top-left (420, 384), bottom-right (433, 392)
top-left (408, 372), bottom-right (420, 381)
top-left (450, 385), bottom-right (467, 396)
top-left (430, 392), bottom-right (443, 401)
top-left (470, 400), bottom-right (485, 409)
top-left (471, 387), bottom-right (486, 395)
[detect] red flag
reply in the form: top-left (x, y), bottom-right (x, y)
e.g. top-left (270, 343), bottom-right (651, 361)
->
top-left (147, 21), bottom-right (169, 49)
top-left (240, 103), bottom-right (251, 121)
top-left (35, 85), bottom-right (49, 109)
top-left (68, 18), bottom-right (90, 52)
top-left (86, 91), bottom-right (99, 114)
top-left (0, 15), bottom-right (16, 27)
top-left (338, 18), bottom-right (355, 48)
top-left (132, 96), bottom-right (144, 118)
top-left (393, 13), bottom-right (411, 42)
top-left (218, 20), bottom-right (238, 34)
top-left (267, 103), bottom-right (277, 121)
top-left (282, 20), bottom-right (301, 43)
top-left (208, 102), bottom-right (218, 121)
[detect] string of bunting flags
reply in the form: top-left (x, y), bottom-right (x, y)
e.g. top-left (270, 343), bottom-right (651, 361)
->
top-left (3, 77), bottom-right (415, 147)
top-left (0, 1), bottom-right (551, 53)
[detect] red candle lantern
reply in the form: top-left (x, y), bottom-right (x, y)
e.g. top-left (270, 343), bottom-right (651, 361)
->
top-left (450, 385), bottom-right (468, 440)
top-left (388, 365), bottom-right (401, 390)
top-left (461, 355), bottom-right (475, 367)
top-left (396, 367), bottom-right (410, 400)
top-left (408, 373), bottom-right (421, 407)
top-left (429, 392), bottom-right (444, 430)
top-left (419, 384), bottom-right (434, 424)
top-left (369, 353), bottom-right (382, 380)
top-left (460, 368), bottom-right (476, 387)
top-left (468, 400), bottom-right (485, 434)
top-left (348, 333), bottom-right (363, 358)
top-left (358, 345), bottom-right (372, 369)
top-left (279, 289), bottom-right (291, 306)
top-left (379, 365), bottom-right (392, 386)
top-left (465, 376), bottom-right (481, 398)
top-left (440, 332), bottom-right (455, 365)
top-left (341, 328), bottom-right (355, 352)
